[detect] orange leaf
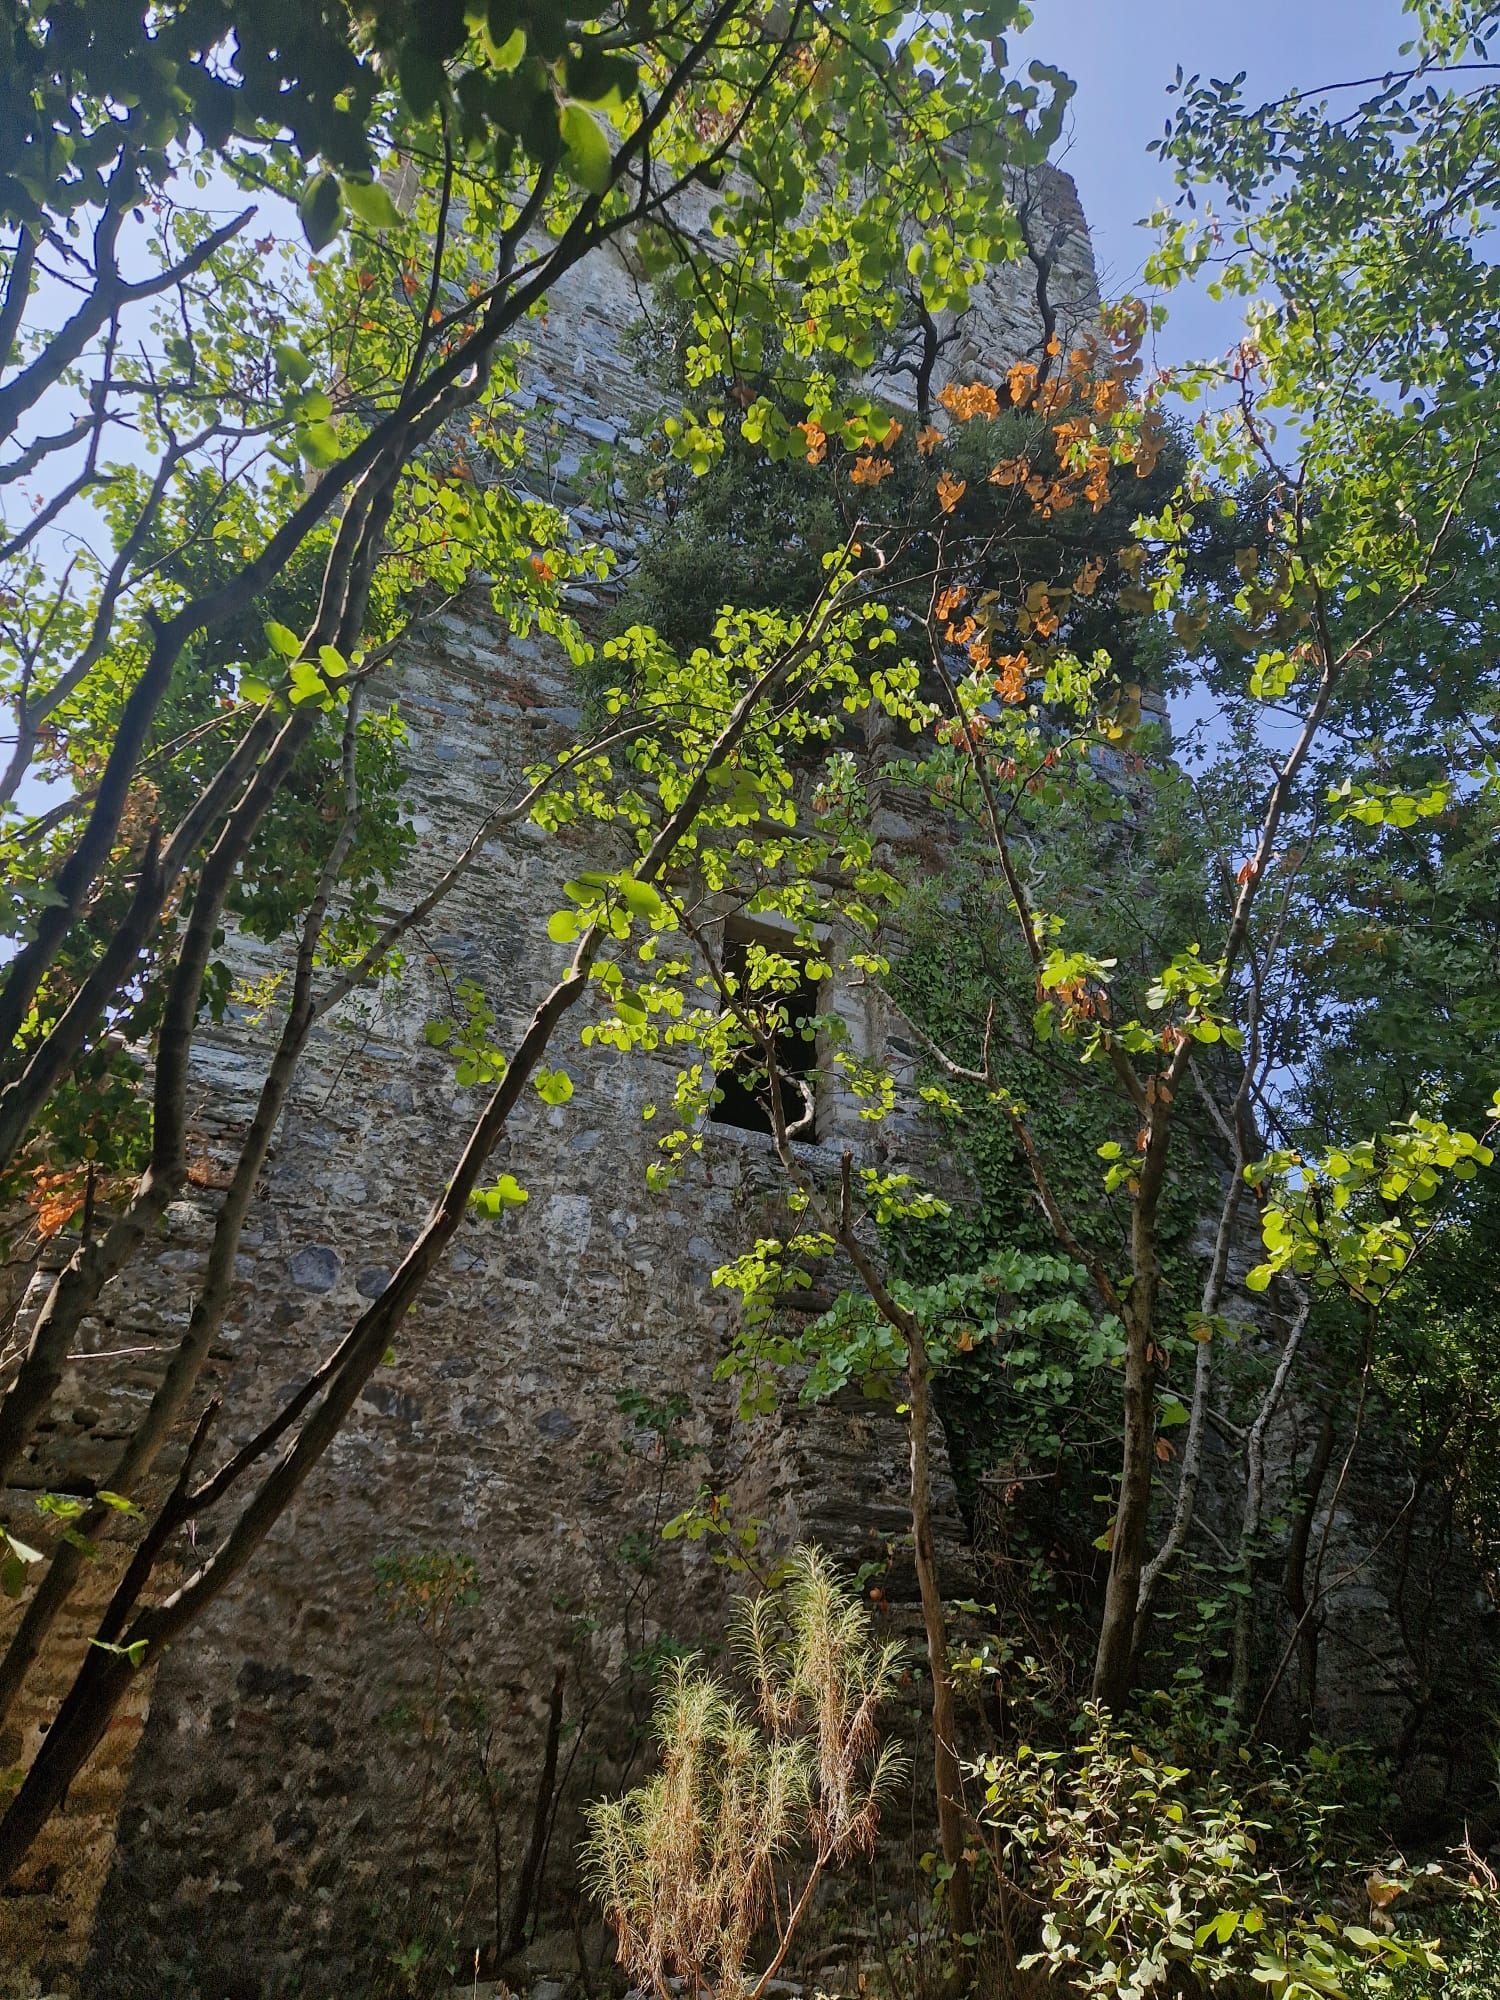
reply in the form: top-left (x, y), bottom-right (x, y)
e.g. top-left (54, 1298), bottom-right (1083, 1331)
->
top-left (798, 419), bottom-right (828, 466)
top-left (1155, 1436), bottom-right (1174, 1462)
top-left (993, 653), bottom-right (1027, 703)
top-left (936, 472), bottom-right (966, 513)
top-left (916, 424), bottom-right (943, 456)
top-left (937, 380), bottom-right (999, 421)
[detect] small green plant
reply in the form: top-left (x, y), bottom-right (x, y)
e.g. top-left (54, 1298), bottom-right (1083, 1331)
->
top-left (1392, 1876), bottom-right (1500, 1999)
top-left (976, 1706), bottom-right (1446, 2000)
top-left (583, 1545), bottom-right (906, 2000)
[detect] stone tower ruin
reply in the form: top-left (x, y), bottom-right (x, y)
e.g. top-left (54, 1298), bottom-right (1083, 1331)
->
top-left (2, 168), bottom-right (1100, 1997)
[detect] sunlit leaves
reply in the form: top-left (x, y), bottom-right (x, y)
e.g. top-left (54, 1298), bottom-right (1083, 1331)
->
top-left (1244, 1108), bottom-right (1499, 1302)
top-left (534, 1069), bottom-right (574, 1106)
top-left (470, 1173), bottom-right (529, 1215)
top-left (342, 177), bottom-right (403, 232)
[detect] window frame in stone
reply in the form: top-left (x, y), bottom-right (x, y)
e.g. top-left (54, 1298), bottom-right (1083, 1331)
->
top-left (707, 916), bottom-right (825, 1144)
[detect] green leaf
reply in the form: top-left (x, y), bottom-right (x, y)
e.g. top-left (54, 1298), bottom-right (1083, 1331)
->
top-left (239, 675), bottom-right (274, 706)
top-left (297, 172), bottom-right (344, 252)
top-left (470, 1173), bottom-right (529, 1215)
top-left (560, 103), bottom-right (613, 194)
top-left (297, 420), bottom-right (341, 468)
top-left (481, 25), bottom-right (526, 72)
top-left (535, 1068), bottom-right (574, 1105)
top-left (547, 908), bottom-right (582, 944)
top-left (343, 177), bottom-right (402, 231)
top-left (615, 876), bottom-right (664, 922)
top-left (565, 46), bottom-right (636, 107)
top-left (264, 621), bottom-right (302, 659)
top-left (288, 660), bottom-right (331, 707)
top-left (272, 342), bottom-right (312, 385)
top-left (89, 1637), bottom-right (149, 1667)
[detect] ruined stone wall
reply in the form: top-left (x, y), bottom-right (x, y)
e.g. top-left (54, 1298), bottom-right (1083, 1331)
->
top-left (0, 168), bottom-right (1100, 1998)
top-left (3, 144), bottom-right (1491, 1999)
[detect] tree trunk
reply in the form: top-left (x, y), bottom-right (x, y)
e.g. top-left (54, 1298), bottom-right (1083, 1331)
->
top-left (1092, 1294), bottom-right (1156, 1711)
top-left (1282, 1406), bottom-right (1336, 1750)
top-left (905, 1323), bottom-right (975, 1942)
top-left (1228, 1291), bottom-right (1311, 1734)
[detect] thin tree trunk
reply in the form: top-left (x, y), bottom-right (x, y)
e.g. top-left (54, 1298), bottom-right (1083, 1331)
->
top-left (1280, 1406), bottom-right (1336, 1749)
top-left (1133, 1160), bottom-right (1247, 1654)
top-left (0, 698), bottom-right (365, 1727)
top-left (1092, 1292), bottom-right (1156, 1711)
top-left (504, 1664), bottom-right (567, 1960)
top-left (1228, 1291), bottom-right (1311, 1734)
top-left (825, 1155), bottom-right (974, 1944)
top-left (904, 1320), bottom-right (976, 1943)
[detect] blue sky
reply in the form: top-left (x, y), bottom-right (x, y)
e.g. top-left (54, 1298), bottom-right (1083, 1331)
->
top-left (1009, 0), bottom-right (1416, 364)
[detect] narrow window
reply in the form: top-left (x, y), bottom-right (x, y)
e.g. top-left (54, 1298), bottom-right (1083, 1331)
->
top-left (710, 929), bottom-right (821, 1141)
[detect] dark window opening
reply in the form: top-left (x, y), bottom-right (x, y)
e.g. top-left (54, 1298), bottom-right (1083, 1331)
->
top-left (710, 932), bottom-right (821, 1141)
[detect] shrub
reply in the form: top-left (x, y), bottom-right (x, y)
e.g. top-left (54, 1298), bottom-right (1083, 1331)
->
top-left (583, 1546), bottom-right (905, 2000)
top-left (976, 1706), bottom-right (1446, 2000)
